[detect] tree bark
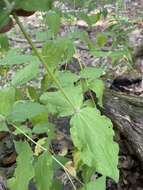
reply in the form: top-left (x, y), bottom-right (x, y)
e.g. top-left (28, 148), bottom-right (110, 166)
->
top-left (103, 88), bottom-right (143, 162)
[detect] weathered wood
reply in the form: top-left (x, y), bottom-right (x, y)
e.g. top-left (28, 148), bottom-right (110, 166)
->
top-left (103, 89), bottom-right (143, 162)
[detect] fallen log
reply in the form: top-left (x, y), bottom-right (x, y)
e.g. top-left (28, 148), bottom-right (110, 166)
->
top-left (103, 88), bottom-right (143, 162)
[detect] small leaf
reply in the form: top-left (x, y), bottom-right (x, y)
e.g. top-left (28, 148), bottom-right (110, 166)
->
top-left (40, 86), bottom-right (83, 117)
top-left (89, 79), bottom-right (104, 106)
top-left (0, 115), bottom-right (9, 132)
top-left (32, 122), bottom-right (53, 135)
top-left (51, 179), bottom-right (62, 190)
top-left (51, 70), bottom-right (79, 88)
top-left (80, 67), bottom-right (104, 80)
top-left (0, 49), bottom-right (38, 66)
top-left (0, 87), bottom-right (15, 117)
top-left (79, 12), bottom-right (91, 26)
top-left (8, 101), bottom-right (48, 122)
top-left (42, 37), bottom-right (75, 70)
top-left (80, 176), bottom-right (106, 190)
top-left (89, 12), bottom-right (101, 24)
top-left (91, 48), bottom-right (128, 58)
top-left (26, 86), bottom-right (39, 101)
top-left (18, 0), bottom-right (53, 11)
top-left (11, 62), bottom-right (39, 86)
top-left (82, 165), bottom-right (95, 183)
top-left (34, 138), bottom-right (47, 156)
top-left (7, 141), bottom-right (34, 190)
top-left (70, 107), bottom-right (119, 181)
top-left (96, 33), bottom-right (107, 48)
top-left (34, 152), bottom-right (53, 190)
top-left (0, 34), bottom-right (9, 51)
top-left (65, 161), bottom-right (76, 177)
top-left (45, 11), bottom-right (61, 35)
top-left (14, 125), bottom-right (32, 136)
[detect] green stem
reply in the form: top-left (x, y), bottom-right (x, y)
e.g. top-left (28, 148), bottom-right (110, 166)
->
top-left (13, 14), bottom-right (77, 112)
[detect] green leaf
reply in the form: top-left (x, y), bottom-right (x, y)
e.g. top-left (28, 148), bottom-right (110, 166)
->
top-left (31, 112), bottom-right (48, 125)
top-left (91, 48), bottom-right (128, 58)
top-left (96, 33), bottom-right (107, 48)
top-left (70, 107), bottom-right (119, 181)
top-left (0, 34), bottom-right (9, 51)
top-left (17, 0), bottom-right (53, 11)
top-left (0, 115), bottom-right (9, 132)
top-left (26, 86), bottom-right (39, 101)
top-left (79, 12), bottom-right (91, 26)
top-left (46, 11), bottom-right (61, 35)
top-left (82, 165), bottom-right (95, 184)
top-left (88, 12), bottom-right (101, 25)
top-left (34, 152), bottom-right (53, 190)
top-left (14, 125), bottom-right (32, 136)
top-left (69, 31), bottom-right (93, 49)
top-left (51, 71), bottom-right (79, 88)
top-left (0, 87), bottom-right (15, 116)
top-left (42, 37), bottom-right (75, 70)
top-left (80, 67), bottom-right (104, 80)
top-left (11, 61), bottom-right (39, 86)
top-left (36, 31), bottom-right (53, 41)
top-left (8, 101), bottom-right (48, 122)
top-left (51, 179), bottom-right (62, 190)
top-left (34, 138), bottom-right (47, 156)
top-left (32, 123), bottom-right (53, 135)
top-left (79, 12), bottom-right (101, 26)
top-left (0, 49), bottom-right (38, 66)
top-left (7, 141), bottom-right (34, 190)
top-left (80, 176), bottom-right (106, 190)
top-left (40, 86), bottom-right (83, 117)
top-left (88, 79), bottom-right (104, 106)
